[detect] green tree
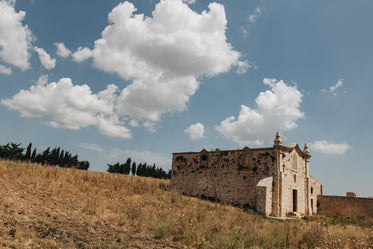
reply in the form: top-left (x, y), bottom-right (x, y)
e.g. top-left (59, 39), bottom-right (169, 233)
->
top-left (70, 154), bottom-right (79, 168)
top-left (49, 147), bottom-right (60, 166)
top-left (131, 162), bottom-right (136, 176)
top-left (166, 169), bottom-right (171, 179)
top-left (61, 151), bottom-right (72, 167)
top-left (136, 163), bottom-right (143, 176)
top-left (40, 147), bottom-right (51, 165)
top-left (0, 144), bottom-right (11, 159)
top-left (58, 150), bottom-right (65, 167)
top-left (9, 143), bottom-right (24, 160)
top-left (31, 148), bottom-right (37, 162)
top-left (24, 142), bottom-right (32, 162)
top-left (107, 162), bottom-right (120, 173)
top-left (124, 157), bottom-right (131, 174)
top-left (77, 160), bottom-right (90, 170)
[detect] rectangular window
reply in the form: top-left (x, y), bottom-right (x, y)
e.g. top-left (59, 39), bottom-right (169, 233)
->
top-left (293, 189), bottom-right (297, 212)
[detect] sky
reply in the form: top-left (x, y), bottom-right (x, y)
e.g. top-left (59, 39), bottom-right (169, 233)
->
top-left (0, 0), bottom-right (372, 196)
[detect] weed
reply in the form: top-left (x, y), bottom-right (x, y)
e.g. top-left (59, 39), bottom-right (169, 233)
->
top-left (302, 223), bottom-right (322, 247)
top-left (8, 228), bottom-right (16, 237)
top-left (153, 218), bottom-right (177, 239)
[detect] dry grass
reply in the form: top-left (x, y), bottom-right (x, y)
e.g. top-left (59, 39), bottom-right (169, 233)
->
top-left (0, 159), bottom-right (372, 248)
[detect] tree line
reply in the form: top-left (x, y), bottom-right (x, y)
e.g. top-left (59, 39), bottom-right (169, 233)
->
top-left (0, 142), bottom-right (172, 179)
top-left (0, 142), bottom-right (89, 170)
top-left (107, 157), bottom-right (171, 179)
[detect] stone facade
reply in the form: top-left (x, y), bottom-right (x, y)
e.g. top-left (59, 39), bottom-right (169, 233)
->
top-left (318, 195), bottom-right (373, 225)
top-left (171, 132), bottom-right (322, 217)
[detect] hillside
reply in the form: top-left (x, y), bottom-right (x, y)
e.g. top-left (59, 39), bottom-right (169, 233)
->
top-left (0, 160), bottom-right (372, 249)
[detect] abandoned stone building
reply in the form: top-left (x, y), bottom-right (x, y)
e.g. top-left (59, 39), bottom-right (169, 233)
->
top-left (171, 132), bottom-right (322, 217)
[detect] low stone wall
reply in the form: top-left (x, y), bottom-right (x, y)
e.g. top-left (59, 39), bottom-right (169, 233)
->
top-left (318, 195), bottom-right (373, 225)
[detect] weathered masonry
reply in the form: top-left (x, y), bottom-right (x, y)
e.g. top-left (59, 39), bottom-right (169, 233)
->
top-left (318, 194), bottom-right (373, 225)
top-left (171, 132), bottom-right (322, 217)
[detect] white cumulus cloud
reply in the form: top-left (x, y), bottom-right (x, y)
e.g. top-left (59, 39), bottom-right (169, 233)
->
top-left (0, 0), bottom-right (33, 70)
top-left (54, 42), bottom-right (71, 58)
top-left (185, 122), bottom-right (205, 140)
top-left (0, 64), bottom-right (12, 75)
top-left (183, 0), bottom-right (196, 4)
top-left (74, 0), bottom-right (245, 122)
top-left (97, 115), bottom-right (132, 139)
top-left (1, 77), bottom-right (131, 139)
top-left (3, 0), bottom-right (249, 139)
top-left (72, 46), bottom-right (92, 62)
top-left (116, 75), bottom-right (199, 121)
top-left (216, 78), bottom-right (304, 146)
top-left (311, 140), bottom-right (351, 155)
top-left (34, 46), bottom-right (56, 70)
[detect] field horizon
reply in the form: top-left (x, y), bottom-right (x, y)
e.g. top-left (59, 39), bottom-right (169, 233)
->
top-left (0, 159), bottom-right (372, 248)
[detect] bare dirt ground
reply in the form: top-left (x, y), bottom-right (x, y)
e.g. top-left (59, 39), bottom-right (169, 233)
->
top-left (0, 164), bottom-right (183, 249)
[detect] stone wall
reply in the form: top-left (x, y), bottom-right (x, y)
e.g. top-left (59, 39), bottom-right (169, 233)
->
top-left (256, 176), bottom-right (273, 215)
top-left (171, 148), bottom-right (278, 209)
top-left (309, 176), bottom-right (322, 214)
top-left (318, 195), bottom-right (373, 225)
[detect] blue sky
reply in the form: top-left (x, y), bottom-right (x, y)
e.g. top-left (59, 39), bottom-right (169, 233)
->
top-left (0, 0), bottom-right (372, 196)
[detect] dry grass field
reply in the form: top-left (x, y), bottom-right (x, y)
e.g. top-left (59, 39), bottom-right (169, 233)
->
top-left (0, 159), bottom-right (372, 248)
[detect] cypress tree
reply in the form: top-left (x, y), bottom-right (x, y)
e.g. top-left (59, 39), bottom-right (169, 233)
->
top-left (143, 163), bottom-right (147, 176)
top-left (77, 160), bottom-right (90, 170)
top-left (24, 143), bottom-right (32, 162)
top-left (152, 164), bottom-right (156, 177)
top-left (124, 157), bottom-right (131, 174)
top-left (50, 147), bottom-right (60, 166)
top-left (119, 162), bottom-right (125, 174)
top-left (131, 162), bottom-right (136, 176)
top-left (166, 169), bottom-right (171, 179)
top-left (63, 151), bottom-right (72, 167)
top-left (31, 148), bottom-right (37, 162)
top-left (41, 147), bottom-right (51, 165)
top-left (58, 150), bottom-right (65, 167)
top-left (70, 155), bottom-right (79, 168)
top-left (9, 143), bottom-right (24, 160)
top-left (136, 163), bottom-right (142, 176)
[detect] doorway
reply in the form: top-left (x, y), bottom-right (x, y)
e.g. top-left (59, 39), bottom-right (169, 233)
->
top-left (292, 189), bottom-right (297, 212)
